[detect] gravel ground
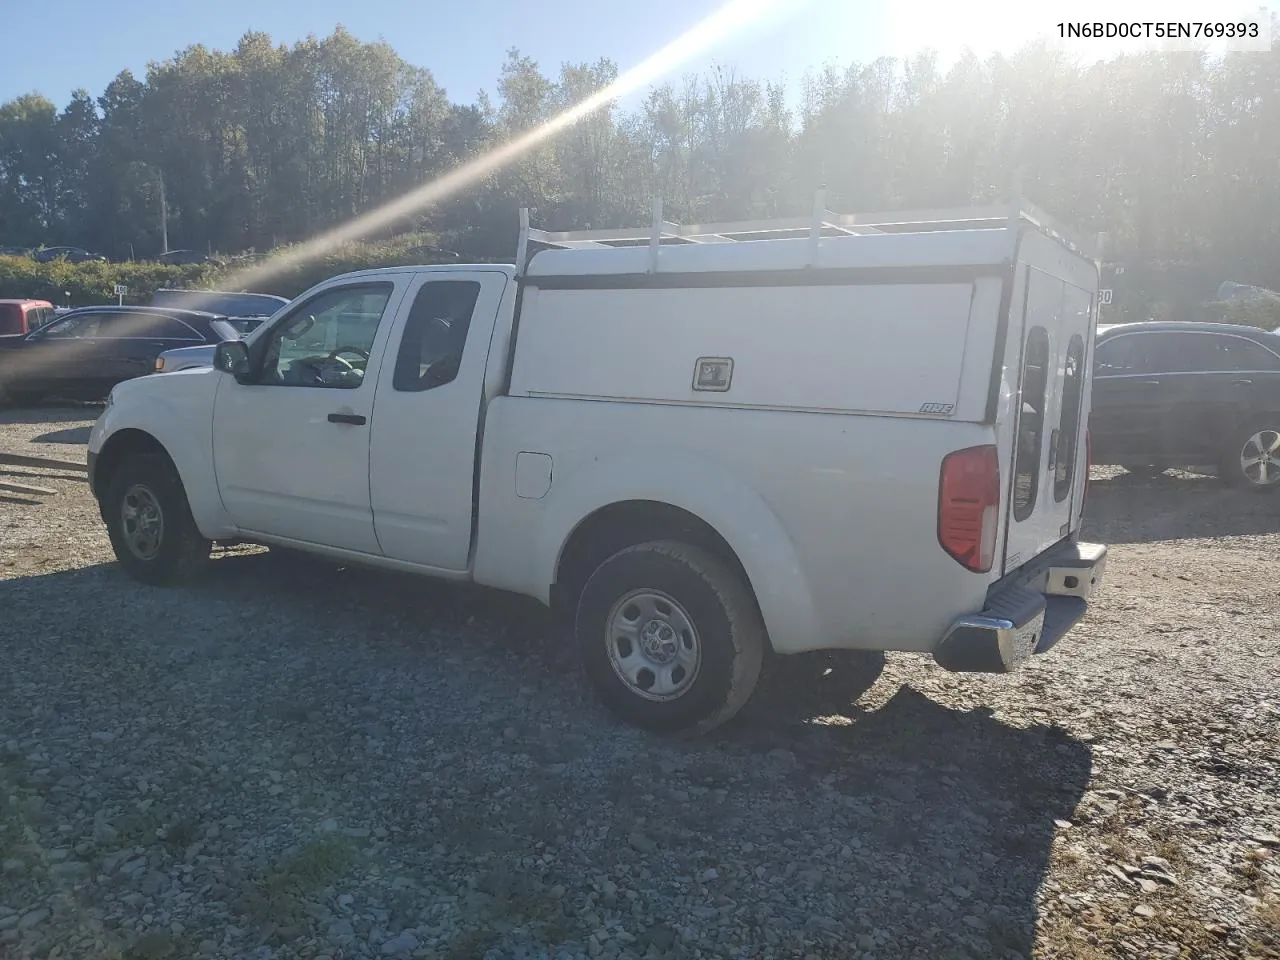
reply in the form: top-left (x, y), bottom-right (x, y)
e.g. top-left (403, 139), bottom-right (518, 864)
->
top-left (1, 404), bottom-right (1278, 960)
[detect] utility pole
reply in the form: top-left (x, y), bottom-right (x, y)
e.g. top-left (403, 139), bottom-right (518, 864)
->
top-left (158, 169), bottom-right (169, 255)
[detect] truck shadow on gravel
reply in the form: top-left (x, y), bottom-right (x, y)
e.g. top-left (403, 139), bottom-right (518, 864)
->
top-left (198, 551), bottom-right (1091, 956)
top-left (1, 552), bottom-right (1092, 957)
top-left (1084, 470), bottom-right (1280, 543)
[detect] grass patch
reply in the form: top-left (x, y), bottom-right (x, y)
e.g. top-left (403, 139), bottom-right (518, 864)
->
top-left (1236, 849), bottom-right (1273, 896)
top-left (441, 930), bottom-right (496, 960)
top-left (1256, 899), bottom-right (1280, 942)
top-left (162, 816), bottom-right (201, 852)
top-left (235, 835), bottom-right (358, 928)
top-left (114, 809), bottom-right (164, 848)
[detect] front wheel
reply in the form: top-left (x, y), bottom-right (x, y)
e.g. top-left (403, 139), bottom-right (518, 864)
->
top-left (575, 541), bottom-right (765, 737)
top-left (1224, 421), bottom-right (1280, 492)
top-left (104, 454), bottom-right (211, 585)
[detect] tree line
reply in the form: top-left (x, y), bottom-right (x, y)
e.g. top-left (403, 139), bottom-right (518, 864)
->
top-left (1, 24), bottom-right (1278, 320)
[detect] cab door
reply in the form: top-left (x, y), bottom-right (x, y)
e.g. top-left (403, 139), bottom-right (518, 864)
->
top-left (212, 279), bottom-right (409, 554)
top-left (368, 270), bottom-right (510, 571)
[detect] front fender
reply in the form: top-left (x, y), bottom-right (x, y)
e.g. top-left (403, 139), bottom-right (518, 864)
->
top-left (89, 372), bottom-right (236, 539)
top-left (530, 453), bottom-right (824, 655)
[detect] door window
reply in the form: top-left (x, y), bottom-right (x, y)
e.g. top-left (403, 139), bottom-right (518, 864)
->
top-left (0, 304), bottom-right (21, 335)
top-left (1161, 332), bottom-right (1238, 372)
top-left (256, 283), bottom-right (394, 389)
top-left (93, 313), bottom-right (204, 341)
top-left (1093, 332), bottom-right (1168, 375)
top-left (137, 315), bottom-right (204, 341)
top-left (1192, 333), bottom-right (1280, 372)
top-left (1054, 334), bottom-right (1085, 503)
top-left (41, 313), bottom-right (102, 339)
top-left (392, 281), bottom-right (482, 392)
top-left (1013, 326), bottom-right (1050, 522)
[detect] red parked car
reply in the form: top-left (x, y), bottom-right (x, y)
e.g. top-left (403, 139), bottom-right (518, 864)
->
top-left (0, 299), bottom-right (57, 339)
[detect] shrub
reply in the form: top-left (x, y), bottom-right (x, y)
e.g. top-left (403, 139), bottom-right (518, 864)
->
top-left (1202, 295), bottom-right (1280, 331)
top-left (0, 256), bottom-right (213, 306)
top-left (0, 233), bottom-right (482, 306)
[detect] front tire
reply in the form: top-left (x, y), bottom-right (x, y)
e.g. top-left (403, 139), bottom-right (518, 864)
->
top-left (575, 541), bottom-right (765, 737)
top-left (1224, 421), bottom-right (1280, 492)
top-left (104, 454), bottom-right (211, 585)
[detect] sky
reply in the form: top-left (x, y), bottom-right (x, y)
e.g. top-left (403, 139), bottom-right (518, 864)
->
top-left (1, 0), bottom-right (1273, 111)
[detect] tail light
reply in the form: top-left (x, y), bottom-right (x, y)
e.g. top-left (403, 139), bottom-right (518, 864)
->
top-left (938, 444), bottom-right (1000, 573)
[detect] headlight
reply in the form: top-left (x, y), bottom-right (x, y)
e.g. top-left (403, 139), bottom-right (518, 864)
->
top-left (154, 357), bottom-right (166, 372)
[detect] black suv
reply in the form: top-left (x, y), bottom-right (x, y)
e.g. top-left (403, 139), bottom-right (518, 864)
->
top-left (0, 306), bottom-right (236, 404)
top-left (1090, 321), bottom-right (1280, 490)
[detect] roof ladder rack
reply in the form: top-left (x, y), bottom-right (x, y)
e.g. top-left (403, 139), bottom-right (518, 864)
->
top-left (517, 191), bottom-right (1102, 275)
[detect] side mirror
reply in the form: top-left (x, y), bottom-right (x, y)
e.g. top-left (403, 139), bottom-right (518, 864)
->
top-left (214, 339), bottom-right (251, 382)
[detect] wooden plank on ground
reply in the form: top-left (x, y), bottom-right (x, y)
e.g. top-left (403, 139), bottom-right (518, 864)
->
top-left (0, 452), bottom-right (88, 473)
top-left (0, 479), bottom-right (55, 497)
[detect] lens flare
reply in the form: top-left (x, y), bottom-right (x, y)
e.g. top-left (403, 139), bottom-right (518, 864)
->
top-left (226, 0), bottom-right (790, 291)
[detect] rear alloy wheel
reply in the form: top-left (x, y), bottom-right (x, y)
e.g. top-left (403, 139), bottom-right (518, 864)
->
top-left (104, 453), bottom-right (211, 585)
top-left (1227, 423), bottom-right (1280, 492)
top-left (576, 541), bottom-right (765, 736)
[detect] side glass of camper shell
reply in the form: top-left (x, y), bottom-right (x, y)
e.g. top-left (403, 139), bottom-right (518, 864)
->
top-left (1054, 334), bottom-right (1086, 502)
top-left (1013, 326), bottom-right (1050, 522)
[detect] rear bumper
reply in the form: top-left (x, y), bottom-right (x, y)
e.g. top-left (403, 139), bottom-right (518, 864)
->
top-left (933, 540), bottom-right (1107, 673)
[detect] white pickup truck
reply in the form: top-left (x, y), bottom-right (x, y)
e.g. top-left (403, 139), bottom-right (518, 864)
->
top-left (87, 200), bottom-right (1108, 736)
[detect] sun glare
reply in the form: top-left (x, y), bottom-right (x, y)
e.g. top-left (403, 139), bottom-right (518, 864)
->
top-left (226, 0), bottom-right (791, 293)
top-left (886, 0), bottom-right (1272, 64)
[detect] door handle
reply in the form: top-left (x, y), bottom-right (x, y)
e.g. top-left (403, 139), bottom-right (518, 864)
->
top-left (1232, 378), bottom-right (1253, 385)
top-left (327, 412), bottom-right (367, 425)
top-left (1135, 378), bottom-right (1162, 385)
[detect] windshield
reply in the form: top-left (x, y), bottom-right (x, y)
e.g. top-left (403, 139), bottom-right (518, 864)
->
top-left (210, 319), bottom-right (252, 340)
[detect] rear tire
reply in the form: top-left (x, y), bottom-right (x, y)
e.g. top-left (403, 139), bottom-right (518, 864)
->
top-left (1223, 420), bottom-right (1280, 492)
top-left (104, 454), bottom-right (211, 585)
top-left (575, 540), bottom-right (765, 737)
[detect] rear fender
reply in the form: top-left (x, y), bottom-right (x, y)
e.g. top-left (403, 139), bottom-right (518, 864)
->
top-left (532, 453), bottom-right (823, 654)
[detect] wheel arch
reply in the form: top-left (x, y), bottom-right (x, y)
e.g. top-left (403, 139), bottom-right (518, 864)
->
top-left (552, 500), bottom-right (755, 618)
top-left (532, 462), bottom-right (824, 654)
top-left (92, 428), bottom-right (174, 514)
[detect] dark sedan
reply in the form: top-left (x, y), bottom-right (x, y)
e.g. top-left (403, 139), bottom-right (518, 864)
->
top-left (0, 305), bottom-right (237, 404)
top-left (1090, 321), bottom-right (1280, 490)
top-left (31, 246), bottom-right (107, 264)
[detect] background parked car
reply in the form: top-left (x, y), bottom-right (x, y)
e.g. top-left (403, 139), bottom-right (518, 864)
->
top-left (0, 299), bottom-right (57, 339)
top-left (31, 246), bottom-right (107, 264)
top-left (1090, 320), bottom-right (1280, 489)
top-left (148, 288), bottom-right (288, 318)
top-left (148, 290), bottom-right (290, 373)
top-left (0, 306), bottom-right (241, 403)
